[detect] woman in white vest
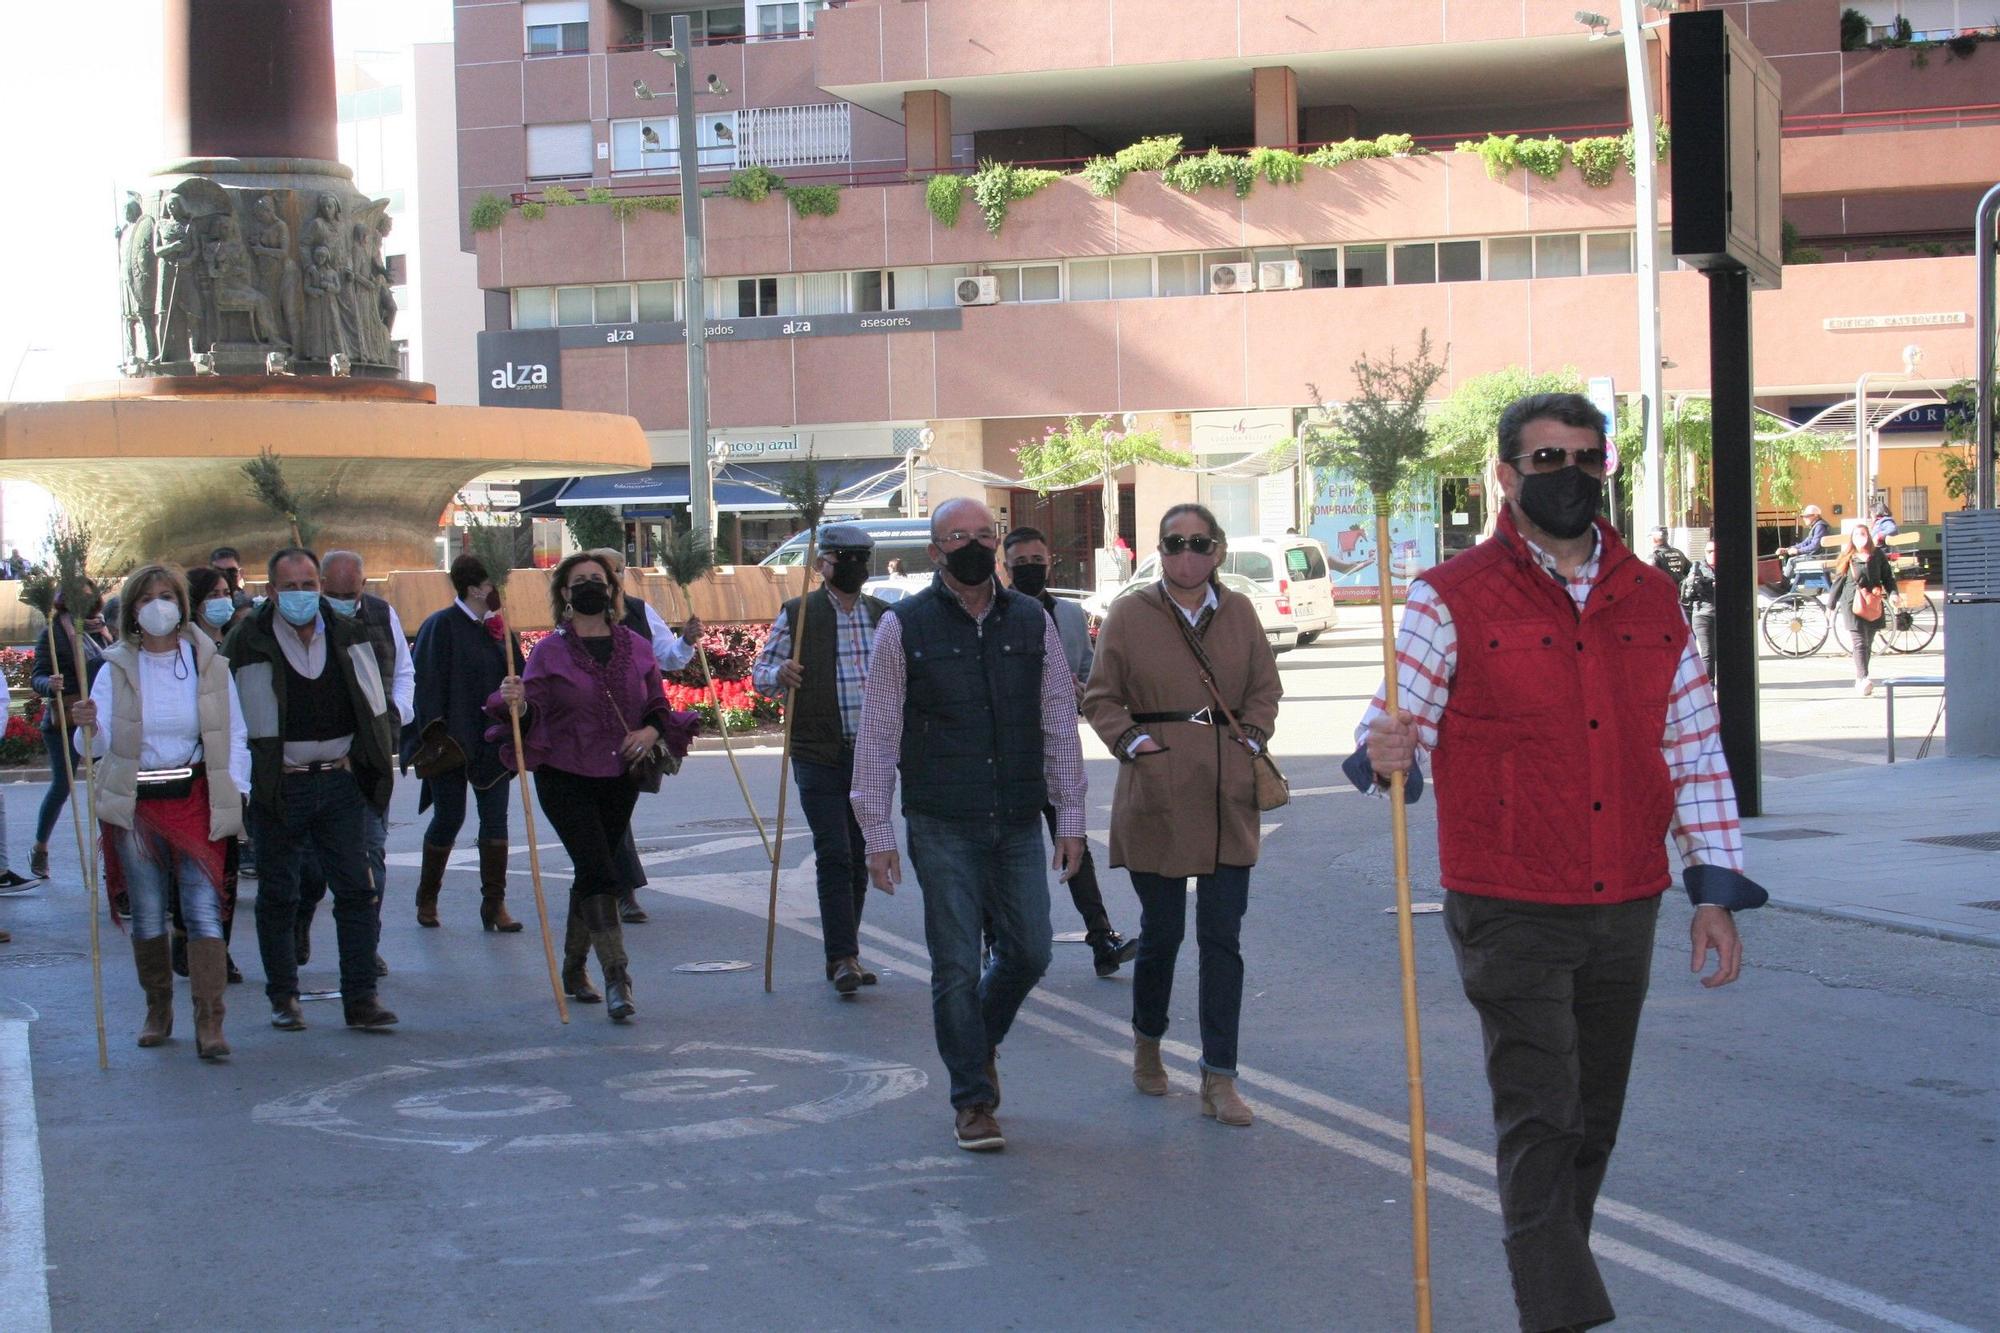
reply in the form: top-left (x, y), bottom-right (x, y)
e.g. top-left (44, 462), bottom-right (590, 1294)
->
top-left (73, 564), bottom-right (250, 1060)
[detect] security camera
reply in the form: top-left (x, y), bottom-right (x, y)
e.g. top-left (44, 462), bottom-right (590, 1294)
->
top-left (918, 427), bottom-right (936, 448)
top-left (633, 77), bottom-right (655, 99)
top-left (706, 73), bottom-right (729, 94)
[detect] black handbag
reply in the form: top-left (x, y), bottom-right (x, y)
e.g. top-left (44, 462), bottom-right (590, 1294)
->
top-left (604, 688), bottom-right (678, 794)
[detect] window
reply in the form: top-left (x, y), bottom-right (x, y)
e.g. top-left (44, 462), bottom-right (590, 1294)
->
top-left (1901, 486), bottom-right (1930, 525)
top-left (1344, 244), bottom-right (1388, 288)
top-left (1297, 248), bottom-right (1341, 289)
top-left (755, 1), bottom-right (827, 39)
top-left (610, 114), bottom-right (737, 173)
top-left (985, 263), bottom-right (1061, 302)
top-left (798, 271), bottom-right (846, 315)
top-left (887, 267), bottom-right (929, 310)
top-left (1158, 253), bottom-right (1202, 297)
top-left (925, 266), bottom-right (968, 309)
top-left (1586, 232), bottom-right (1634, 276)
top-left (1393, 243), bottom-right (1437, 285)
top-left (648, 5), bottom-right (746, 44)
top-left (711, 276), bottom-right (796, 318)
top-left (1488, 236), bottom-right (1533, 281)
top-left (1223, 550), bottom-right (1275, 581)
top-left (1109, 256), bottom-right (1153, 299)
top-left (1285, 545), bottom-right (1328, 580)
top-left (1438, 240), bottom-right (1481, 283)
top-left (636, 281), bottom-right (680, 322)
top-left (1534, 234), bottom-right (1583, 278)
top-left (515, 287), bottom-right (555, 329)
top-left (1201, 250), bottom-right (1246, 293)
top-left (737, 104), bottom-right (851, 168)
top-left (525, 121), bottom-right (593, 179)
top-left (737, 277), bottom-right (780, 317)
top-left (851, 270), bottom-right (886, 312)
top-left (1067, 259), bottom-right (1110, 302)
top-left (594, 284), bottom-right (633, 324)
top-left (555, 287), bottom-right (594, 325)
top-left (524, 0), bottom-right (589, 53)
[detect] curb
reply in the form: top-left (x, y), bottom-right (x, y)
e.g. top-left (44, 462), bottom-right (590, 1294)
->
top-left (1765, 895), bottom-right (1999, 949)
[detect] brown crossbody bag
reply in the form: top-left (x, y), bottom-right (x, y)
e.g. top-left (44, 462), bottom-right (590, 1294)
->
top-left (1157, 598), bottom-right (1289, 811)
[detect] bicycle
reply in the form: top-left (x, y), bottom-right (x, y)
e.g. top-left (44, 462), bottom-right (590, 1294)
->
top-left (1759, 551), bottom-right (1939, 658)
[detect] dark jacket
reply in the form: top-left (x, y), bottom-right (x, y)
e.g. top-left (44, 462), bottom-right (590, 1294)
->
top-left (1650, 544), bottom-right (1691, 585)
top-left (1830, 547), bottom-right (1896, 626)
top-left (1681, 560), bottom-right (1716, 611)
top-left (894, 577), bottom-right (1048, 825)
top-left (408, 601), bottom-right (518, 801)
top-left (31, 620), bottom-right (109, 734)
top-left (222, 599), bottom-right (399, 816)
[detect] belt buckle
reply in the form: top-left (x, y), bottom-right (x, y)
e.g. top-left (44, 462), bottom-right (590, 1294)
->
top-left (1189, 706), bottom-right (1214, 726)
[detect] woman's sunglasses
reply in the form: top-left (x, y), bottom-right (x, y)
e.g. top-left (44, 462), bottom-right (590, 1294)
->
top-left (1162, 534), bottom-right (1218, 555)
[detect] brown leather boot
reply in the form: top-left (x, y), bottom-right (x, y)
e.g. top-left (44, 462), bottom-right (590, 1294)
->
top-left (1133, 1034), bottom-right (1169, 1097)
top-left (581, 895), bottom-right (635, 1023)
top-left (477, 840), bottom-right (522, 932)
top-left (1200, 1070), bottom-right (1253, 1127)
top-left (561, 897), bottom-right (601, 1003)
top-left (187, 937), bottom-right (231, 1061)
top-left (414, 842), bottom-right (452, 928)
top-left (133, 936), bottom-right (174, 1047)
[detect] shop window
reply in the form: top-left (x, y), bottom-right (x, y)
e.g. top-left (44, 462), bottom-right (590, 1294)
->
top-left (1534, 234), bottom-right (1583, 278)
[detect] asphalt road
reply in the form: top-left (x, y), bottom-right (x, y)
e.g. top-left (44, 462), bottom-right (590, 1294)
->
top-left (1, 625), bottom-right (1992, 1332)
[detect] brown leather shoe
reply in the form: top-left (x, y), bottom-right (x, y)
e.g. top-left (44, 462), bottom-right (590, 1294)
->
top-left (1133, 1035), bottom-right (1169, 1097)
top-left (1200, 1071), bottom-right (1253, 1127)
top-left (342, 995), bottom-right (400, 1030)
top-left (830, 957), bottom-right (863, 995)
top-left (954, 1105), bottom-right (1004, 1152)
top-left (414, 842), bottom-right (452, 927)
top-left (269, 997), bottom-right (306, 1031)
top-left (825, 956), bottom-right (879, 985)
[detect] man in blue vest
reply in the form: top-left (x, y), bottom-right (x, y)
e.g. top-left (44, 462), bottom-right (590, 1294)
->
top-left (851, 498), bottom-right (1089, 1152)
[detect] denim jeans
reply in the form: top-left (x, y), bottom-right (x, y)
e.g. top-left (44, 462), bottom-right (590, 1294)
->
top-left (904, 813), bottom-right (1052, 1110)
top-left (116, 823), bottom-right (224, 942)
top-left (36, 727), bottom-right (74, 846)
top-left (423, 770), bottom-right (512, 847)
top-left (793, 753), bottom-right (868, 961)
top-left (252, 769), bottom-right (380, 1004)
top-left (1128, 864), bottom-right (1251, 1076)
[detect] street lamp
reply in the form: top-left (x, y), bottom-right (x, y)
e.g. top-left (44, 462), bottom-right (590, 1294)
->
top-left (904, 427), bottom-right (934, 519)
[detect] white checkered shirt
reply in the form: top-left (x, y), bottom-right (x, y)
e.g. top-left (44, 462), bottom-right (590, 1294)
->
top-left (753, 593), bottom-right (881, 741)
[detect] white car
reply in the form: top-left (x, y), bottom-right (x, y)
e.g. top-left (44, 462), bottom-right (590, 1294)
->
top-left (1086, 571), bottom-right (1295, 655)
top-left (1083, 535), bottom-right (1334, 647)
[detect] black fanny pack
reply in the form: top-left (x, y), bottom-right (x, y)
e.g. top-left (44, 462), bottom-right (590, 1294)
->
top-left (136, 762), bottom-right (204, 801)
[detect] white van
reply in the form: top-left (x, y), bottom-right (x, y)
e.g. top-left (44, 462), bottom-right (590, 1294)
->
top-left (1082, 534), bottom-right (1337, 646)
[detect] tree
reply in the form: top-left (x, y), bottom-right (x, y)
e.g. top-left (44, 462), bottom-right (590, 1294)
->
top-left (1934, 379), bottom-right (1984, 505)
top-left (1424, 366), bottom-right (1586, 478)
top-left (1305, 331), bottom-right (1448, 506)
top-left (1658, 396), bottom-right (1833, 516)
top-left (563, 505), bottom-right (625, 554)
top-left (1014, 415), bottom-right (1181, 562)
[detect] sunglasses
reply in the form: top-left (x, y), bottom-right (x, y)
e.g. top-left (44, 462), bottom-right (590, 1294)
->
top-left (1162, 534), bottom-right (1218, 556)
top-left (1509, 446), bottom-right (1609, 473)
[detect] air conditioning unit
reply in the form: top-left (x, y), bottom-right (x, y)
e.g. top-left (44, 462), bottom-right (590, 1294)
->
top-left (1209, 263), bottom-right (1258, 294)
top-left (955, 276), bottom-right (999, 306)
top-left (1258, 259), bottom-right (1303, 291)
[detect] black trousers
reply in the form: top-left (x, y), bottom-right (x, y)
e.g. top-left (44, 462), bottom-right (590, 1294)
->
top-left (535, 767), bottom-right (640, 907)
top-left (1444, 890), bottom-right (1660, 1333)
top-left (1042, 803), bottom-right (1111, 937)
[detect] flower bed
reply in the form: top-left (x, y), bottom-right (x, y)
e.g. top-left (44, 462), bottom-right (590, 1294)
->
top-left (0, 715), bottom-right (42, 765)
top-left (516, 623), bottom-right (783, 731)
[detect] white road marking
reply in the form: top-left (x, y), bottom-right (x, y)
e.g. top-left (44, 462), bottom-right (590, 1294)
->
top-left (0, 1017), bottom-right (51, 1333)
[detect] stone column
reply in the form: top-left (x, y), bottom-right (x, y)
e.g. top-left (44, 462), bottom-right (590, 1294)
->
top-left (904, 90), bottom-right (954, 175)
top-left (1251, 67), bottom-right (1298, 148)
top-left (162, 0), bottom-right (339, 162)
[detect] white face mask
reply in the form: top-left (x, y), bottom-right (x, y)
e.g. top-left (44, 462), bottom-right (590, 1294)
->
top-left (137, 599), bottom-right (183, 639)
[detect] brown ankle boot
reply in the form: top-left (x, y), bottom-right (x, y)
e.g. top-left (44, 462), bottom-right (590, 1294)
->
top-left (187, 937), bottom-right (231, 1061)
top-left (561, 897), bottom-right (601, 1003)
top-left (1199, 1070), bottom-right (1253, 1127)
top-left (133, 936), bottom-right (174, 1047)
top-left (477, 840), bottom-right (522, 932)
top-left (1133, 1034), bottom-right (1168, 1096)
top-left (414, 842), bottom-right (452, 927)
top-left (582, 895), bottom-right (635, 1023)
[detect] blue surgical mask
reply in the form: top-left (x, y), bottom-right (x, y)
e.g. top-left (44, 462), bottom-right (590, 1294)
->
top-left (201, 597), bottom-right (235, 627)
top-left (276, 590), bottom-right (321, 626)
top-left (325, 597), bottom-right (359, 619)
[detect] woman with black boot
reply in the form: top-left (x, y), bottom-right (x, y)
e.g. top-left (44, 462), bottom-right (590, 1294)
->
top-left (492, 552), bottom-right (683, 1022)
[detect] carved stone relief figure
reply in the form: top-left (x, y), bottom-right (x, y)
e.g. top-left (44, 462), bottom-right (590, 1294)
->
top-left (300, 243), bottom-right (348, 361)
top-left (346, 199), bottom-right (393, 366)
top-left (205, 211), bottom-right (281, 347)
top-left (372, 212), bottom-right (399, 365)
top-left (152, 195), bottom-right (210, 359)
top-left (250, 193), bottom-right (303, 345)
top-left (117, 195), bottom-right (158, 366)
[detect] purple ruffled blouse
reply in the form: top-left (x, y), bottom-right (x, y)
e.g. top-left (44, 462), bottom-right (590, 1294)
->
top-left (485, 625), bottom-right (674, 778)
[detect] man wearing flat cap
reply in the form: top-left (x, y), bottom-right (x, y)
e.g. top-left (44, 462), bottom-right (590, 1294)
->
top-left (754, 524), bottom-right (890, 994)
top-left (1351, 392), bottom-right (1767, 1333)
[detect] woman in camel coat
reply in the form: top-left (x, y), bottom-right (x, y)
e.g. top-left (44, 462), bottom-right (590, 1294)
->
top-left (1084, 503), bottom-right (1282, 1127)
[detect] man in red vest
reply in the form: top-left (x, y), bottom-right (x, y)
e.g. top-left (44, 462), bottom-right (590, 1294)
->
top-left (1352, 392), bottom-right (1766, 1333)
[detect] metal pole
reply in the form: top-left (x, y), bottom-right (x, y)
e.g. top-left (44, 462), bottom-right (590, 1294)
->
top-left (1854, 370), bottom-right (1873, 522)
top-left (1620, 0), bottom-right (1667, 530)
top-left (1977, 182), bottom-right (1999, 510)
top-left (671, 12), bottom-right (712, 542)
top-left (1708, 266), bottom-right (1761, 817)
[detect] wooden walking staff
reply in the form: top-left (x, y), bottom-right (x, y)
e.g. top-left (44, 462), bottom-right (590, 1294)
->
top-left (48, 516), bottom-right (109, 1069)
top-left (500, 621), bottom-right (567, 1024)
top-left (1310, 333), bottom-right (1446, 1332)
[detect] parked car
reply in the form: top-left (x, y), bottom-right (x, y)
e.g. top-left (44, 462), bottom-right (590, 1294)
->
top-left (1081, 534), bottom-right (1335, 647)
top-left (760, 517), bottom-right (933, 576)
top-left (1087, 571), bottom-right (1295, 656)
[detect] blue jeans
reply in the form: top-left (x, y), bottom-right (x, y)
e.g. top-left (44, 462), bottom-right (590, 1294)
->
top-left (423, 770), bottom-right (512, 847)
top-left (904, 813), bottom-right (1052, 1109)
top-left (252, 769), bottom-right (379, 1003)
top-left (36, 727), bottom-right (74, 845)
top-left (1129, 864), bottom-right (1251, 1077)
top-left (794, 753), bottom-right (868, 962)
top-left (115, 823), bottom-right (224, 942)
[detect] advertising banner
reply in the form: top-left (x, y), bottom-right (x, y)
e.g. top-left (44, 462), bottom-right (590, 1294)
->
top-left (1307, 466), bottom-right (1440, 600)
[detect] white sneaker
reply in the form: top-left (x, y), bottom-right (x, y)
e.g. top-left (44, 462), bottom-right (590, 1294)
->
top-left (1856, 678), bottom-right (1875, 696)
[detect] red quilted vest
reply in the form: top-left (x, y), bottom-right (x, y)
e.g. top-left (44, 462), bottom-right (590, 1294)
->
top-left (1419, 511), bottom-right (1687, 905)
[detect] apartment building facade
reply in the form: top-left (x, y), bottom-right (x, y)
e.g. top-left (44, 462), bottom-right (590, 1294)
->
top-left (455, 0), bottom-right (2000, 583)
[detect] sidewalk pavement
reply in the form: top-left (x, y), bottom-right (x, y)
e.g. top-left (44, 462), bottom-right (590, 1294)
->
top-left (1743, 754), bottom-right (2000, 947)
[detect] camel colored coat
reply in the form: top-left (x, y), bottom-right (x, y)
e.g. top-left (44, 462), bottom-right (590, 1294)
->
top-left (1083, 583), bottom-right (1282, 878)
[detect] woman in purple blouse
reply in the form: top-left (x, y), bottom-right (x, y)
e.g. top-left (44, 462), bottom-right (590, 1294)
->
top-left (494, 552), bottom-right (671, 1022)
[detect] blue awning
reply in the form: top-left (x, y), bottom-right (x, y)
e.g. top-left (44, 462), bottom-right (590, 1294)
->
top-left (555, 466), bottom-right (690, 507)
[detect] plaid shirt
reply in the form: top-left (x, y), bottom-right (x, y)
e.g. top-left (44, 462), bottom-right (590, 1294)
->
top-left (850, 586), bottom-right (1087, 857)
top-left (1357, 530), bottom-right (1744, 874)
top-left (752, 592), bottom-right (881, 741)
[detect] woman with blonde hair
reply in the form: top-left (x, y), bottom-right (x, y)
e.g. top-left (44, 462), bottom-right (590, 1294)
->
top-left (73, 563), bottom-right (250, 1059)
top-left (1829, 522), bottom-right (1896, 696)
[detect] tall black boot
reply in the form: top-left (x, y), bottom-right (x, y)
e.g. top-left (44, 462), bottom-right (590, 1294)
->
top-left (581, 895), bottom-right (634, 1023)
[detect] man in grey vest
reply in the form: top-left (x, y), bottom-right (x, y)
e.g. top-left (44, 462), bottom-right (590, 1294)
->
top-left (851, 499), bottom-right (1088, 1152)
top-left (1001, 526), bottom-right (1136, 976)
top-left (754, 524), bottom-right (888, 994)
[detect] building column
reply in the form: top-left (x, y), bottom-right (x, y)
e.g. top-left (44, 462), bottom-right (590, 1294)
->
top-left (903, 90), bottom-right (953, 174)
top-left (1251, 67), bottom-right (1298, 148)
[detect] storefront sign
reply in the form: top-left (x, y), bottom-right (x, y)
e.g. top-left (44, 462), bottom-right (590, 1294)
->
top-left (716, 433), bottom-right (801, 458)
top-left (1307, 465), bottom-right (1439, 598)
top-left (557, 306), bottom-right (962, 350)
top-left (1191, 408), bottom-right (1294, 455)
top-left (477, 329), bottom-right (562, 409)
top-left (1822, 312), bottom-right (1966, 331)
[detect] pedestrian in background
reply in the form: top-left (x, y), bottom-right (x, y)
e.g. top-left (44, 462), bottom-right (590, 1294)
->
top-left (1869, 500), bottom-right (1898, 543)
top-left (1681, 540), bottom-right (1718, 682)
top-left (1646, 526), bottom-right (1690, 587)
top-left (74, 564), bottom-right (249, 1059)
top-left (1830, 524), bottom-right (1895, 696)
top-left (27, 581), bottom-right (112, 883)
top-left (1083, 504), bottom-right (1281, 1127)
top-left (495, 551), bottom-right (679, 1023)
